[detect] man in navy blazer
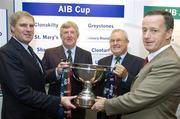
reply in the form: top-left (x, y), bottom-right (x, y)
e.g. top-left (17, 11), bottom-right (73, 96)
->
top-left (0, 11), bottom-right (76, 119)
top-left (42, 21), bottom-right (92, 119)
top-left (94, 29), bottom-right (144, 119)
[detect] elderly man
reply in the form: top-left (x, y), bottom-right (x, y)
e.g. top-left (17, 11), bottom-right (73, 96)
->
top-left (42, 21), bottom-right (92, 119)
top-left (94, 29), bottom-right (144, 119)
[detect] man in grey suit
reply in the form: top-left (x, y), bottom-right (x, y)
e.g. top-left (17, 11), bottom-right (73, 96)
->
top-left (91, 10), bottom-right (180, 119)
top-left (42, 21), bottom-right (92, 119)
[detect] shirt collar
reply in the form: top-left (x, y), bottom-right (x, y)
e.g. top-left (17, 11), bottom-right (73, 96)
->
top-left (63, 45), bottom-right (76, 54)
top-left (113, 52), bottom-right (127, 62)
top-left (13, 36), bottom-right (29, 50)
top-left (63, 45), bottom-right (76, 62)
top-left (148, 44), bottom-right (170, 62)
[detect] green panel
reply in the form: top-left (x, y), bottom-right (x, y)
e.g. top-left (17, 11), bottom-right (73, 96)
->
top-left (144, 6), bottom-right (180, 19)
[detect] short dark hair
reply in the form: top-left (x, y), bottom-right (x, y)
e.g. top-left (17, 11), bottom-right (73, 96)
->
top-left (144, 10), bottom-right (174, 30)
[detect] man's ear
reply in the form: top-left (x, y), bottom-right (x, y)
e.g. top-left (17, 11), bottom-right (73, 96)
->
top-left (166, 28), bottom-right (173, 40)
top-left (10, 26), bottom-right (15, 33)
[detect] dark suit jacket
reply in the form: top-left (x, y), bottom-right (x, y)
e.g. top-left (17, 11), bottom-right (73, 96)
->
top-left (94, 53), bottom-right (144, 119)
top-left (0, 37), bottom-right (60, 119)
top-left (42, 45), bottom-right (92, 119)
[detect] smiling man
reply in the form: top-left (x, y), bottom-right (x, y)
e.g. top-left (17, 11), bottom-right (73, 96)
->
top-left (91, 10), bottom-right (180, 119)
top-left (94, 29), bottom-right (144, 119)
top-left (42, 21), bottom-right (92, 119)
top-left (0, 11), bottom-right (76, 119)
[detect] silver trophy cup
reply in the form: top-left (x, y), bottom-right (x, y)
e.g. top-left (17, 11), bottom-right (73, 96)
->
top-left (71, 63), bottom-right (111, 108)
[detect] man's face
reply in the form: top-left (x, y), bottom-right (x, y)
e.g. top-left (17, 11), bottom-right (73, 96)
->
top-left (60, 27), bottom-right (78, 48)
top-left (142, 15), bottom-right (172, 53)
top-left (109, 31), bottom-right (128, 56)
top-left (11, 16), bottom-right (34, 44)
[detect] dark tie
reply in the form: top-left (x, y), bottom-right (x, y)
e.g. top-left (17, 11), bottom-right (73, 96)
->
top-left (67, 49), bottom-right (72, 62)
top-left (28, 46), bottom-right (43, 73)
top-left (144, 57), bottom-right (149, 66)
top-left (28, 46), bottom-right (37, 62)
top-left (115, 56), bottom-right (121, 64)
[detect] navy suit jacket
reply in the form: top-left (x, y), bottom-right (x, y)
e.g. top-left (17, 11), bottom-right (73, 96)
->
top-left (95, 53), bottom-right (144, 96)
top-left (94, 53), bottom-right (144, 119)
top-left (0, 38), bottom-right (60, 119)
top-left (42, 45), bottom-right (92, 119)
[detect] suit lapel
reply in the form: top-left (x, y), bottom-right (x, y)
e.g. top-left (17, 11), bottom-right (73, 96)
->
top-left (74, 47), bottom-right (80, 63)
top-left (122, 53), bottom-right (133, 70)
top-left (104, 55), bottom-right (113, 66)
top-left (10, 38), bottom-right (44, 75)
top-left (55, 45), bottom-right (67, 61)
top-left (108, 55), bottom-right (113, 65)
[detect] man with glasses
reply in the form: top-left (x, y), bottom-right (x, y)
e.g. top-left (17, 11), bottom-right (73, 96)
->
top-left (94, 29), bottom-right (144, 119)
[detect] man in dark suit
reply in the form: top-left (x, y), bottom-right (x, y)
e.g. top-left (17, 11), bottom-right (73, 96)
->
top-left (94, 29), bottom-right (144, 119)
top-left (42, 21), bottom-right (92, 119)
top-left (92, 10), bottom-right (180, 119)
top-left (0, 11), bottom-right (76, 119)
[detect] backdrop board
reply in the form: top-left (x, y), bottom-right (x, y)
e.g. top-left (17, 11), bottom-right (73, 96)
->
top-left (0, 9), bottom-right (8, 48)
top-left (13, 0), bottom-right (180, 64)
top-left (14, 0), bottom-right (144, 64)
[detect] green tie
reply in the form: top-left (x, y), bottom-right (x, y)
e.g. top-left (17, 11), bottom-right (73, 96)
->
top-left (115, 56), bottom-right (121, 64)
top-left (67, 49), bottom-right (72, 62)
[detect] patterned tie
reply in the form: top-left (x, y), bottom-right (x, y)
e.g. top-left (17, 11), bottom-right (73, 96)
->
top-left (104, 56), bottom-right (122, 99)
top-left (106, 56), bottom-right (122, 119)
top-left (114, 56), bottom-right (121, 96)
top-left (61, 69), bottom-right (72, 118)
top-left (67, 49), bottom-right (72, 62)
top-left (62, 49), bottom-right (72, 118)
top-left (115, 56), bottom-right (121, 64)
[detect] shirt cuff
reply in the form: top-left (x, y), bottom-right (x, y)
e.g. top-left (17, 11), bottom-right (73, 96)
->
top-left (55, 68), bottom-right (62, 80)
top-left (122, 74), bottom-right (128, 82)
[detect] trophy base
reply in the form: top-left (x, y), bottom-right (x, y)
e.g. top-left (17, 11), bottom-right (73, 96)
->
top-left (74, 96), bottom-right (95, 109)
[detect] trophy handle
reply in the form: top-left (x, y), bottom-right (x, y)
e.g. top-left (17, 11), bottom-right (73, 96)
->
top-left (90, 70), bottom-right (104, 84)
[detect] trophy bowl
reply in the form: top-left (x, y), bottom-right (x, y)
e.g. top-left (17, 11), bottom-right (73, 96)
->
top-left (71, 63), bottom-right (111, 108)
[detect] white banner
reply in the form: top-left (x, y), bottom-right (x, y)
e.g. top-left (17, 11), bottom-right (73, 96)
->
top-left (14, 0), bottom-right (143, 64)
top-left (0, 9), bottom-right (8, 47)
top-left (14, 0), bottom-right (180, 64)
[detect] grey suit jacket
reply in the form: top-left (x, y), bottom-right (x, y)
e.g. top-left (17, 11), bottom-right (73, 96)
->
top-left (104, 46), bottom-right (180, 119)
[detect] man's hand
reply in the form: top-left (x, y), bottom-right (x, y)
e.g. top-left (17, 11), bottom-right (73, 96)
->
top-left (91, 96), bottom-right (106, 112)
top-left (56, 61), bottom-right (71, 75)
top-left (113, 64), bottom-right (128, 78)
top-left (60, 96), bottom-right (77, 109)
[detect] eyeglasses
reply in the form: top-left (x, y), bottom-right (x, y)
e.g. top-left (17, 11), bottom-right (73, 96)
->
top-left (110, 39), bottom-right (126, 43)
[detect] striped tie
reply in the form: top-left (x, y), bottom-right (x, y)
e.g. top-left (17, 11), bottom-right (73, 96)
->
top-left (115, 56), bottom-right (121, 64)
top-left (67, 49), bottom-right (72, 62)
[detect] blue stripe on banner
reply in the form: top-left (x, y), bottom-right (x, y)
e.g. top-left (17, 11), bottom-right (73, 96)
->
top-left (22, 2), bottom-right (124, 18)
